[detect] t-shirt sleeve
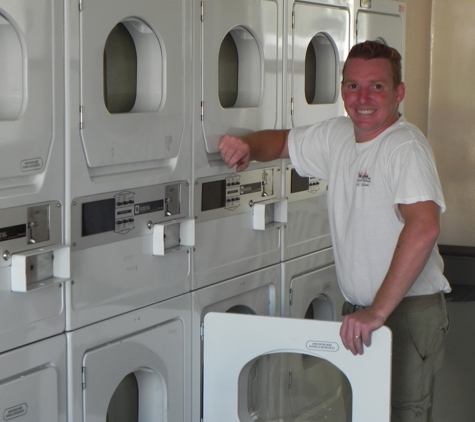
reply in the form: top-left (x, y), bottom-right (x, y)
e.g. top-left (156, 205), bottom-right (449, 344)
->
top-left (388, 134), bottom-right (446, 219)
top-left (288, 121), bottom-right (332, 180)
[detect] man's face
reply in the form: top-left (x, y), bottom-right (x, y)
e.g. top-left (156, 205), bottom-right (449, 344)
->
top-left (341, 58), bottom-right (405, 143)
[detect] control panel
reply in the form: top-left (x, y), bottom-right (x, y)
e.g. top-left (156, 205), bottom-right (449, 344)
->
top-left (195, 167), bottom-right (282, 223)
top-left (71, 182), bottom-right (189, 250)
top-left (0, 201), bottom-right (68, 292)
top-left (0, 201), bottom-right (62, 268)
top-left (285, 165), bottom-right (327, 202)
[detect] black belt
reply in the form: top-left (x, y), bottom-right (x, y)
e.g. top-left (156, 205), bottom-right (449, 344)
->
top-left (342, 302), bottom-right (368, 315)
top-left (342, 292), bottom-right (444, 317)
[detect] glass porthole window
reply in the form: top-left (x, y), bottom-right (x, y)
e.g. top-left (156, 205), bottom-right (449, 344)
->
top-left (305, 33), bottom-right (337, 105)
top-left (106, 374), bottom-right (139, 422)
top-left (218, 27), bottom-right (261, 108)
top-left (0, 14), bottom-right (24, 120)
top-left (104, 19), bottom-right (162, 114)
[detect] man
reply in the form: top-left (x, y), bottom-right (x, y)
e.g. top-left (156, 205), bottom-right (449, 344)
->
top-left (219, 41), bottom-right (450, 421)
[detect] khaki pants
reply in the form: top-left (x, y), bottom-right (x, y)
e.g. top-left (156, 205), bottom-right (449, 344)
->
top-left (343, 293), bottom-right (449, 422)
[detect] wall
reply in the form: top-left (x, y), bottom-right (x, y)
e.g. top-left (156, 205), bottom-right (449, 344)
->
top-left (402, 0), bottom-right (432, 136)
top-left (428, 0), bottom-right (475, 246)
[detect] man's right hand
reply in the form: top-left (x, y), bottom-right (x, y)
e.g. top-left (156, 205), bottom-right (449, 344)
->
top-left (218, 135), bottom-right (251, 172)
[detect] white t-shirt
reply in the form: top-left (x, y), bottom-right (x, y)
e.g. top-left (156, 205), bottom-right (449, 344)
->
top-left (288, 116), bottom-right (451, 306)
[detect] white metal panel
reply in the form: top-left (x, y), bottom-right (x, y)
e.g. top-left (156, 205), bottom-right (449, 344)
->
top-left (193, 214), bottom-right (281, 289)
top-left (79, 0), bottom-right (187, 169)
top-left (288, 0), bottom-right (351, 128)
top-left (193, 168), bottom-right (283, 289)
top-left (355, 0), bottom-right (406, 70)
top-left (192, 0), bottom-right (283, 184)
top-left (200, 0), bottom-right (281, 154)
top-left (67, 234), bottom-right (191, 331)
top-left (0, 335), bottom-right (66, 422)
top-left (0, 202), bottom-right (65, 354)
top-left (191, 265), bottom-right (281, 422)
top-left (65, 0), bottom-right (192, 202)
top-left (203, 312), bottom-right (392, 421)
top-left (281, 247), bottom-right (344, 321)
top-left (67, 293), bottom-right (192, 422)
top-left (0, 0), bottom-right (63, 207)
top-left (282, 164), bottom-right (332, 260)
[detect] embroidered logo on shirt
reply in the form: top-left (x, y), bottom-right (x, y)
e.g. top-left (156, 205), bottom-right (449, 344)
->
top-left (357, 171), bottom-right (371, 187)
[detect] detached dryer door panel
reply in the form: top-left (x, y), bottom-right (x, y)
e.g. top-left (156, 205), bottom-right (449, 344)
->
top-left (80, 0), bottom-right (186, 168)
top-left (203, 313), bottom-right (392, 422)
top-left (291, 1), bottom-right (350, 128)
top-left (201, 0), bottom-right (280, 154)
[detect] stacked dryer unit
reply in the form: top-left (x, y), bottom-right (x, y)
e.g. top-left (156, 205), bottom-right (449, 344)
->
top-left (192, 0), bottom-right (287, 290)
top-left (191, 0), bottom-right (286, 420)
top-left (64, 0), bottom-right (193, 420)
top-left (281, 0), bottom-right (351, 324)
top-left (280, 0), bottom-right (351, 323)
top-left (278, 2), bottom-right (351, 420)
top-left (0, 1), bottom-right (67, 421)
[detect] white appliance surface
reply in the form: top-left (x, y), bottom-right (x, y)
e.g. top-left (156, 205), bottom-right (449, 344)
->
top-left (282, 247), bottom-right (345, 321)
top-left (191, 264), bottom-right (281, 422)
top-left (64, 0), bottom-right (193, 330)
top-left (66, 293), bottom-right (191, 422)
top-left (0, 0), bottom-right (63, 207)
top-left (281, 165), bottom-right (332, 261)
top-left (197, 0), bottom-right (282, 161)
top-left (203, 312), bottom-right (392, 422)
top-left (287, 0), bottom-right (350, 129)
top-left (0, 0), bottom-right (66, 353)
top-left (0, 335), bottom-right (66, 422)
top-left (355, 0), bottom-right (405, 54)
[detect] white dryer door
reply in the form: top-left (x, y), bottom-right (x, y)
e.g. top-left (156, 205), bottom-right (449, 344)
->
top-left (203, 312), bottom-right (391, 422)
top-left (356, 9), bottom-right (405, 57)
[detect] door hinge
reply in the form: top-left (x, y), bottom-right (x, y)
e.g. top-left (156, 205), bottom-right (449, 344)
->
top-left (288, 371), bottom-right (292, 390)
top-left (289, 287), bottom-right (293, 305)
top-left (82, 366), bottom-right (86, 390)
top-left (201, 101), bottom-right (204, 121)
top-left (201, 1), bottom-right (204, 22)
top-left (200, 321), bottom-right (204, 341)
top-left (79, 0), bottom-right (83, 11)
top-left (79, 106), bottom-right (84, 129)
top-left (292, 11), bottom-right (295, 29)
top-left (290, 99), bottom-right (294, 116)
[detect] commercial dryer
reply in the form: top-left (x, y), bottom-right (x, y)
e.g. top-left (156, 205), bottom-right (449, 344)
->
top-left (280, 247), bottom-right (348, 421)
top-left (66, 293), bottom-right (192, 422)
top-left (64, 0), bottom-right (194, 330)
top-left (202, 312), bottom-right (392, 421)
top-left (281, 0), bottom-right (351, 262)
top-left (191, 0), bottom-right (286, 289)
top-left (0, 0), bottom-right (67, 353)
top-left (191, 264), bottom-right (281, 422)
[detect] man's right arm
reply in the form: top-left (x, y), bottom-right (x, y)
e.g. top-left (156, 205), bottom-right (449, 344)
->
top-left (218, 130), bottom-right (290, 172)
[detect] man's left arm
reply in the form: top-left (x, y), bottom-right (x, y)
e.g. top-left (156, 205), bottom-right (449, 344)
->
top-left (340, 200), bottom-right (441, 355)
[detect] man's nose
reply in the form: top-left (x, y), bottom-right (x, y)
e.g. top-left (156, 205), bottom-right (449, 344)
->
top-left (357, 87), bottom-right (371, 102)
